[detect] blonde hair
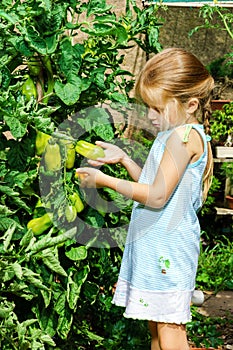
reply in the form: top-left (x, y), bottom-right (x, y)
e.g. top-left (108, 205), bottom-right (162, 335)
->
top-left (135, 47), bottom-right (215, 201)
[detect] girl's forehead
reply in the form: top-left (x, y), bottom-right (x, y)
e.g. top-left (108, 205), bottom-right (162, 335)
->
top-left (148, 90), bottom-right (172, 109)
top-left (143, 88), bottom-right (170, 108)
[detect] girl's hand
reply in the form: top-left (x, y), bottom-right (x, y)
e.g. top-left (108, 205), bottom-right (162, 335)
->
top-left (87, 141), bottom-right (127, 166)
top-left (76, 167), bottom-right (105, 188)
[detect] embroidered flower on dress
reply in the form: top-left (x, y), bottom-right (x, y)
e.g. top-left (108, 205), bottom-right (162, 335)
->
top-left (158, 256), bottom-right (171, 274)
top-left (139, 298), bottom-right (148, 307)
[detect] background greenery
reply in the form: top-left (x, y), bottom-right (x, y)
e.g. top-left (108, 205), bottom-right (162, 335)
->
top-left (0, 0), bottom-right (232, 349)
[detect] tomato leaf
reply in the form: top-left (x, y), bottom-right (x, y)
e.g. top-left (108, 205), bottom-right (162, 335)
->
top-left (58, 39), bottom-right (84, 81)
top-left (54, 79), bottom-right (82, 106)
top-left (0, 184), bottom-right (32, 213)
top-left (65, 246), bottom-right (87, 261)
top-left (6, 137), bottom-right (35, 172)
top-left (42, 247), bottom-right (68, 276)
top-left (87, 0), bottom-right (112, 17)
top-left (84, 207), bottom-right (105, 228)
top-left (26, 25), bottom-right (47, 55)
top-left (4, 116), bottom-right (28, 138)
top-left (77, 107), bottom-right (114, 139)
top-left (67, 265), bottom-right (90, 310)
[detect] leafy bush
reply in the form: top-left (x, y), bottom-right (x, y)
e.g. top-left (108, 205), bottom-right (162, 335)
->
top-left (206, 56), bottom-right (233, 81)
top-left (200, 175), bottom-right (221, 216)
top-left (210, 102), bottom-right (233, 145)
top-left (196, 237), bottom-right (233, 292)
top-left (0, 0), bottom-right (164, 348)
top-left (187, 307), bottom-right (225, 348)
top-left (190, 4), bottom-right (233, 73)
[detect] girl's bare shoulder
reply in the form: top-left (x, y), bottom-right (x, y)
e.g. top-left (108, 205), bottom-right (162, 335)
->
top-left (168, 125), bottom-right (204, 161)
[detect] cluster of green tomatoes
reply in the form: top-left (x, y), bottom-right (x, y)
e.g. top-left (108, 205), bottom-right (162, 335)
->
top-left (27, 131), bottom-right (105, 234)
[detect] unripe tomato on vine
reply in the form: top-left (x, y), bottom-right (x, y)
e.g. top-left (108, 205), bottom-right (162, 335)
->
top-left (65, 204), bottom-right (77, 223)
top-left (44, 139), bottom-right (62, 172)
top-left (69, 193), bottom-right (84, 213)
top-left (27, 57), bottom-right (41, 77)
top-left (75, 140), bottom-right (105, 160)
top-left (22, 76), bottom-right (37, 101)
top-left (27, 213), bottom-right (52, 235)
top-left (61, 139), bottom-right (76, 169)
top-left (35, 131), bottom-right (51, 156)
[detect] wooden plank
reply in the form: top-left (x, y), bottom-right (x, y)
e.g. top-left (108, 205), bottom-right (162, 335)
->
top-left (213, 158), bottom-right (233, 163)
top-left (216, 147), bottom-right (233, 159)
top-left (215, 207), bottom-right (233, 215)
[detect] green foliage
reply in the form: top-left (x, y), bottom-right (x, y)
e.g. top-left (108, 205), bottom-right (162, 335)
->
top-left (1, 1), bottom-right (231, 348)
top-left (0, 223), bottom-right (80, 349)
top-left (190, 5), bottom-right (233, 74)
top-left (0, 0), bottom-right (164, 125)
top-left (210, 101), bottom-right (233, 144)
top-left (221, 161), bottom-right (233, 186)
top-left (187, 307), bottom-right (225, 348)
top-left (189, 234), bottom-right (233, 348)
top-left (0, 0), bottom-right (163, 348)
top-left (191, 4), bottom-right (233, 40)
top-left (200, 175), bottom-right (221, 216)
top-left (206, 56), bottom-right (233, 80)
top-left (196, 236), bottom-right (233, 292)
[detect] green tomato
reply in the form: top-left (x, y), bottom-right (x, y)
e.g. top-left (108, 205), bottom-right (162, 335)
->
top-left (75, 140), bottom-right (105, 160)
top-left (62, 139), bottom-right (76, 169)
top-left (44, 140), bottom-right (61, 172)
top-left (27, 213), bottom-right (52, 235)
top-left (22, 76), bottom-right (37, 101)
top-left (27, 57), bottom-right (41, 76)
top-left (69, 193), bottom-right (84, 213)
top-left (35, 130), bottom-right (51, 156)
top-left (65, 204), bottom-right (77, 222)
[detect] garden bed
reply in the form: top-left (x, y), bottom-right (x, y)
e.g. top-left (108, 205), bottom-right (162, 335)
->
top-left (197, 291), bottom-right (233, 348)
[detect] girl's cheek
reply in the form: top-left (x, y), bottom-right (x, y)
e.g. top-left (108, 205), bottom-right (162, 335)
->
top-left (147, 109), bottom-right (156, 119)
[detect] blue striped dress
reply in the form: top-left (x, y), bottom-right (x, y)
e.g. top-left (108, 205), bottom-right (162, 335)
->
top-left (112, 124), bottom-right (209, 324)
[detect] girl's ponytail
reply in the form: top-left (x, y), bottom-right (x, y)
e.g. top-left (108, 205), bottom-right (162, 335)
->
top-left (202, 100), bottom-right (213, 202)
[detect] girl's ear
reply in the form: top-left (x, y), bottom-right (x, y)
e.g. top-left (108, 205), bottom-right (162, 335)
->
top-left (186, 98), bottom-right (199, 114)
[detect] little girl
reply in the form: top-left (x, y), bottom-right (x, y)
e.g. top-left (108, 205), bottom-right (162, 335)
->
top-left (76, 48), bottom-right (214, 350)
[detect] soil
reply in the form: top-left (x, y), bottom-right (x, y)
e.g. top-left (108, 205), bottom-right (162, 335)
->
top-left (189, 291), bottom-right (233, 349)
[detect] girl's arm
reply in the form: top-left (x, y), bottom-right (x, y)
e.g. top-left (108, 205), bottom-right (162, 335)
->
top-left (88, 141), bottom-right (142, 181)
top-left (77, 128), bottom-right (203, 208)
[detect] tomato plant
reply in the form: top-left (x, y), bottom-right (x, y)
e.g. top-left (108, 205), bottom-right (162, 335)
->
top-left (0, 0), bottom-right (164, 348)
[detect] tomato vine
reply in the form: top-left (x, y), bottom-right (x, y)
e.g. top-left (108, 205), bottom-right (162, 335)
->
top-left (0, 0), bottom-right (164, 348)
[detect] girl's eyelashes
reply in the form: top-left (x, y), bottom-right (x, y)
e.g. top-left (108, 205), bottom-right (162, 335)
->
top-left (152, 107), bottom-right (160, 113)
